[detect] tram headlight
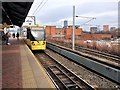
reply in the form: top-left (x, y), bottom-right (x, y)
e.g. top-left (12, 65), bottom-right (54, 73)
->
top-left (31, 42), bottom-right (35, 45)
top-left (42, 41), bottom-right (45, 45)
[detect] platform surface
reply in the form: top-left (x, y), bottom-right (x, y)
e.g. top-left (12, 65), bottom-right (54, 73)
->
top-left (2, 38), bottom-right (55, 89)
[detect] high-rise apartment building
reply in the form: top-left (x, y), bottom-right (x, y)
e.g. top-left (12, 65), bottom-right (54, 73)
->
top-left (110, 27), bottom-right (116, 32)
top-left (64, 20), bottom-right (68, 28)
top-left (103, 25), bottom-right (109, 32)
top-left (90, 27), bottom-right (97, 33)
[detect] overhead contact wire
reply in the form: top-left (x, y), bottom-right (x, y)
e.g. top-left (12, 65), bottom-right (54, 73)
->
top-left (33, 0), bottom-right (45, 15)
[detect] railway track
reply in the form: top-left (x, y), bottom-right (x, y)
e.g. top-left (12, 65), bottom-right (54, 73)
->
top-left (75, 46), bottom-right (120, 64)
top-left (49, 41), bottom-right (120, 68)
top-left (48, 66), bottom-right (81, 90)
top-left (35, 52), bottom-right (95, 90)
top-left (47, 42), bottom-right (120, 84)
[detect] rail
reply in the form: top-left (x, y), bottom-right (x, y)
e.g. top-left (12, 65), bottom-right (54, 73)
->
top-left (47, 42), bottom-right (120, 84)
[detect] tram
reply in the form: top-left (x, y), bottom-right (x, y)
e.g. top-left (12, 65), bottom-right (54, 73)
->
top-left (26, 25), bottom-right (46, 50)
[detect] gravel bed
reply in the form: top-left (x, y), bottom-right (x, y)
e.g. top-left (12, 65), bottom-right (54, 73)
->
top-left (45, 49), bottom-right (119, 89)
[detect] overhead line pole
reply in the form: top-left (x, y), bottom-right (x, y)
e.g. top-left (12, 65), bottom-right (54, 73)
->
top-left (72, 6), bottom-right (75, 50)
top-left (27, 16), bottom-right (36, 25)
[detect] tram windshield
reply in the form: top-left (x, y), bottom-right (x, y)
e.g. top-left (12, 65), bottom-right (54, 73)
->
top-left (31, 30), bottom-right (45, 41)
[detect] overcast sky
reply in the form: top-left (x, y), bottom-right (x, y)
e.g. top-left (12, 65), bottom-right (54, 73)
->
top-left (25, 0), bottom-right (119, 30)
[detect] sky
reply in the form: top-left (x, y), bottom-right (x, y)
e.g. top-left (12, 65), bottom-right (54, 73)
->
top-left (24, 0), bottom-right (119, 31)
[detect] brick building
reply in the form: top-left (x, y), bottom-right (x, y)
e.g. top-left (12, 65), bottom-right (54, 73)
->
top-left (79, 33), bottom-right (111, 40)
top-left (45, 25), bottom-right (111, 40)
top-left (45, 26), bottom-right (56, 36)
top-left (55, 28), bottom-right (63, 35)
top-left (63, 25), bottom-right (83, 39)
top-left (46, 25), bottom-right (83, 39)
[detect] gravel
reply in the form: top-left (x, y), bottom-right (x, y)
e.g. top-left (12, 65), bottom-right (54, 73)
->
top-left (45, 49), bottom-right (120, 89)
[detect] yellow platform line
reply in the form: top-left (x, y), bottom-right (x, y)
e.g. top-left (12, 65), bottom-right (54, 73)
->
top-left (24, 41), bottom-right (56, 89)
top-left (35, 58), bottom-right (56, 89)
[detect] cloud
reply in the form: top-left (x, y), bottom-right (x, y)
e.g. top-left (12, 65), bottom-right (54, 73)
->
top-left (79, 10), bottom-right (118, 18)
top-left (27, 0), bottom-right (118, 27)
top-left (36, 5), bottom-right (73, 23)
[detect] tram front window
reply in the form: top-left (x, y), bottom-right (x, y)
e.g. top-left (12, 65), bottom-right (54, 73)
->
top-left (31, 30), bottom-right (45, 41)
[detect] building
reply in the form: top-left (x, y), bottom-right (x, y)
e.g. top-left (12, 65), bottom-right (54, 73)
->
top-left (45, 26), bottom-right (56, 37)
top-left (45, 25), bottom-right (83, 39)
top-left (103, 25), bottom-right (109, 32)
top-left (79, 33), bottom-right (112, 40)
top-left (90, 27), bottom-right (97, 33)
top-left (55, 28), bottom-right (63, 35)
top-left (64, 25), bottom-right (83, 39)
top-left (64, 20), bottom-right (68, 28)
top-left (110, 27), bottom-right (116, 32)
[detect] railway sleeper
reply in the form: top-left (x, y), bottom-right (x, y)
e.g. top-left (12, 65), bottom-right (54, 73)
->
top-left (48, 65), bottom-right (82, 89)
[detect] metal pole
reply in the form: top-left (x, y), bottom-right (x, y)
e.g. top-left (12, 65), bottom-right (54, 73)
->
top-left (72, 6), bottom-right (75, 50)
top-left (27, 16), bottom-right (36, 25)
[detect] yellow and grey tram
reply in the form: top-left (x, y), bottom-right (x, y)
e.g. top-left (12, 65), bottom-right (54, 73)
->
top-left (26, 26), bottom-right (46, 50)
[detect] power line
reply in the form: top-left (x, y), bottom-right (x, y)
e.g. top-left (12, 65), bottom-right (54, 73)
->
top-left (75, 15), bottom-right (96, 26)
top-left (81, 18), bottom-right (96, 26)
top-left (76, 16), bottom-right (96, 19)
top-left (33, 0), bottom-right (48, 15)
top-left (33, 0), bottom-right (45, 15)
top-left (37, 0), bottom-right (48, 13)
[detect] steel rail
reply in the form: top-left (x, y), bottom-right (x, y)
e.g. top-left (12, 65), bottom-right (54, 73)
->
top-left (75, 46), bottom-right (120, 62)
top-left (35, 51), bottom-right (95, 90)
top-left (45, 52), bottom-right (95, 90)
top-left (48, 65), bottom-right (82, 90)
top-left (49, 41), bottom-right (120, 69)
top-left (47, 42), bottom-right (120, 84)
top-left (50, 41), bottom-right (120, 62)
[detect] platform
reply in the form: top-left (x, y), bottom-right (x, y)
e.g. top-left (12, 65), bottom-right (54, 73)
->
top-left (2, 37), bottom-right (56, 89)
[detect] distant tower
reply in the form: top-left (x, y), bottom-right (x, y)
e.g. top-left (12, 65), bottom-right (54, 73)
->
top-left (103, 25), bottom-right (109, 32)
top-left (64, 20), bottom-right (68, 28)
top-left (110, 27), bottom-right (116, 32)
top-left (90, 27), bottom-right (97, 33)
